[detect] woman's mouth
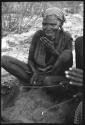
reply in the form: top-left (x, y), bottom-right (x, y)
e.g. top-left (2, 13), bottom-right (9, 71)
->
top-left (45, 29), bottom-right (52, 33)
top-left (45, 30), bottom-right (54, 36)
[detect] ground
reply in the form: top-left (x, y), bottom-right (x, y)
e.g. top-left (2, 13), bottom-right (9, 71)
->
top-left (1, 13), bottom-right (83, 123)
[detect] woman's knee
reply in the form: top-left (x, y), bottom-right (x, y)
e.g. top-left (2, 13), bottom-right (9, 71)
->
top-left (1, 55), bottom-right (13, 67)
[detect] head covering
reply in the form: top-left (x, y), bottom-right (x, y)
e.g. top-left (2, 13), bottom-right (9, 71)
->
top-left (42, 7), bottom-right (66, 23)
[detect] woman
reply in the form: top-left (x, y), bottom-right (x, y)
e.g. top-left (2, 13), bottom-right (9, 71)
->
top-left (1, 7), bottom-right (73, 87)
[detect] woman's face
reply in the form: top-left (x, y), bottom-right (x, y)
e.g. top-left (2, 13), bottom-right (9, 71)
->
top-left (42, 15), bottom-right (62, 38)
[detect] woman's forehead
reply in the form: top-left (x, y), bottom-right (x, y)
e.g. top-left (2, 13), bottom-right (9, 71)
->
top-left (43, 15), bottom-right (61, 24)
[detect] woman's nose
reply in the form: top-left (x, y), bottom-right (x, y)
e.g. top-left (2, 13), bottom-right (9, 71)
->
top-left (45, 24), bottom-right (52, 30)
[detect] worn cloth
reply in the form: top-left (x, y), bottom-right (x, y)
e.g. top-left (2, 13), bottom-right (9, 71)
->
top-left (43, 7), bottom-right (66, 22)
top-left (74, 101), bottom-right (82, 124)
top-left (28, 29), bottom-right (72, 75)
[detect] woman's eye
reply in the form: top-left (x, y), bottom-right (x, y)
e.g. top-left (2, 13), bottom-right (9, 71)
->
top-left (51, 24), bottom-right (57, 26)
top-left (42, 23), bottom-right (47, 26)
top-left (42, 23), bottom-right (57, 27)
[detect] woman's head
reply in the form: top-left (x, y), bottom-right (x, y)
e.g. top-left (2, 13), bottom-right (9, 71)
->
top-left (42, 7), bottom-right (65, 38)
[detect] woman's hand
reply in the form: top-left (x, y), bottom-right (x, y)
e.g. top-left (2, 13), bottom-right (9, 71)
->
top-left (30, 72), bottom-right (38, 85)
top-left (40, 37), bottom-right (59, 56)
top-left (65, 67), bottom-right (83, 86)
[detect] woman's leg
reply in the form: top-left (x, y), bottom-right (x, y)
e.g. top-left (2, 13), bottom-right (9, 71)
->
top-left (53, 50), bottom-right (73, 75)
top-left (1, 55), bottom-right (32, 83)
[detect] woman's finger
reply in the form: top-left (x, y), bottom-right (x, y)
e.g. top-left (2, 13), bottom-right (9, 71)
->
top-left (65, 70), bottom-right (83, 78)
top-left (69, 81), bottom-right (83, 86)
top-left (31, 73), bottom-right (38, 85)
top-left (30, 76), bottom-right (34, 85)
top-left (66, 74), bottom-right (83, 83)
top-left (69, 67), bottom-right (83, 74)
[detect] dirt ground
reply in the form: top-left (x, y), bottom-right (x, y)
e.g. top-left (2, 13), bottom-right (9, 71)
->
top-left (1, 72), bottom-right (80, 123)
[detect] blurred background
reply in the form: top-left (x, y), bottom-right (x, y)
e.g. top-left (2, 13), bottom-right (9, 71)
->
top-left (2, 1), bottom-right (83, 36)
top-left (1, 1), bottom-right (83, 61)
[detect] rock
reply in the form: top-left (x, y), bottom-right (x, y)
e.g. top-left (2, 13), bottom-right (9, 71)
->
top-left (1, 38), bottom-right (10, 50)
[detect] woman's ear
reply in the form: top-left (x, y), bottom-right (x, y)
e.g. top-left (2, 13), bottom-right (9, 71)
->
top-left (59, 21), bottom-right (64, 31)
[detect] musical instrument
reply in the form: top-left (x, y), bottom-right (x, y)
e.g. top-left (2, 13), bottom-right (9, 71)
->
top-left (72, 39), bottom-right (76, 68)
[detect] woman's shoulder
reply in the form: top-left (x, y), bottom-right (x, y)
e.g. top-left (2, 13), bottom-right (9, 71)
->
top-left (58, 29), bottom-right (72, 42)
top-left (62, 30), bottom-right (72, 40)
